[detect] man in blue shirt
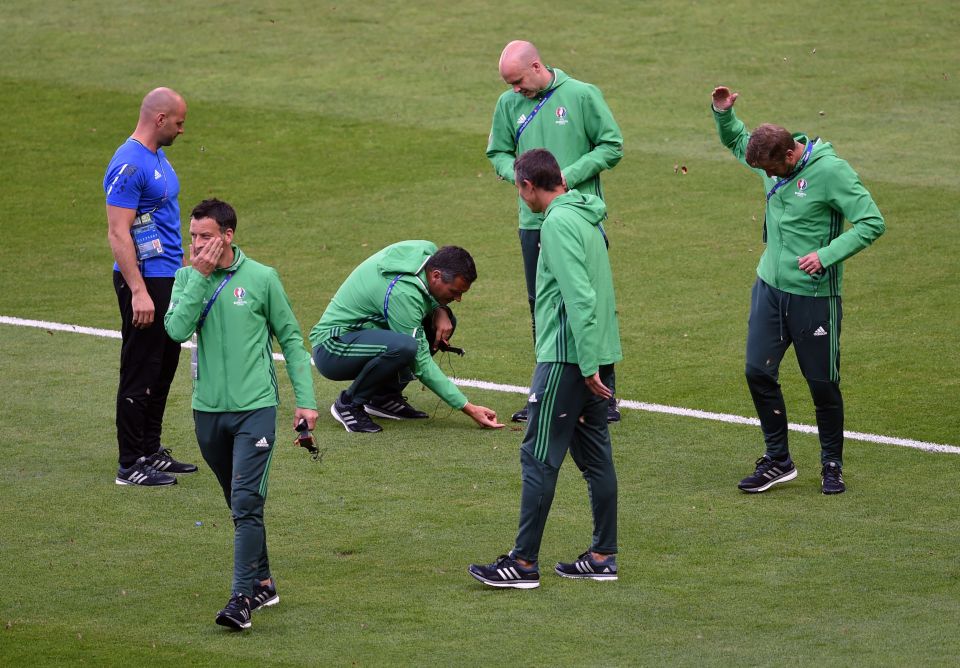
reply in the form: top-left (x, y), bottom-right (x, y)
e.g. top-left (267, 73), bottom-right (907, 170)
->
top-left (105, 87), bottom-right (197, 486)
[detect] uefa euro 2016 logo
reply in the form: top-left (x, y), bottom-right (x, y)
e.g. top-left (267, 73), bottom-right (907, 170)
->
top-left (555, 106), bottom-right (569, 126)
top-left (795, 179), bottom-right (808, 198)
top-left (233, 286), bottom-right (247, 306)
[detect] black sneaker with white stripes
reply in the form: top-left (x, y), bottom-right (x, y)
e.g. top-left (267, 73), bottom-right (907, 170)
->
top-left (738, 455), bottom-right (798, 493)
top-left (821, 462), bottom-right (846, 495)
top-left (145, 446), bottom-right (198, 474)
top-left (250, 580), bottom-right (279, 611)
top-left (364, 394), bottom-right (428, 420)
top-left (215, 593), bottom-right (251, 630)
top-left (555, 551), bottom-right (619, 580)
top-left (331, 392), bottom-right (382, 433)
top-left (468, 554), bottom-right (540, 589)
top-left (115, 456), bottom-right (177, 486)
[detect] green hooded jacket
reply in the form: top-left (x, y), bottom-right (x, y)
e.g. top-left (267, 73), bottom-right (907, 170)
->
top-left (535, 190), bottom-right (623, 376)
top-left (164, 246), bottom-right (317, 413)
top-left (487, 67), bottom-right (623, 230)
top-left (309, 240), bottom-right (468, 409)
top-left (714, 106), bottom-right (885, 297)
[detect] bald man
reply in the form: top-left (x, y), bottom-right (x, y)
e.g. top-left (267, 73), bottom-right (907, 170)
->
top-left (487, 40), bottom-right (624, 423)
top-left (105, 87), bottom-right (197, 486)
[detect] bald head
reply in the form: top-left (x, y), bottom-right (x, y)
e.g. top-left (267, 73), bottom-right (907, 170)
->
top-left (139, 87), bottom-right (185, 121)
top-left (133, 87), bottom-right (187, 150)
top-left (498, 40), bottom-right (552, 99)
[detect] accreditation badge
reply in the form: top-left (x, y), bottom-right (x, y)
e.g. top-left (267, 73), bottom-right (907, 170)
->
top-left (131, 212), bottom-right (165, 261)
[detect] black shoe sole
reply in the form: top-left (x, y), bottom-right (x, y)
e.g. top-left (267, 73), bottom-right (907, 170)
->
top-left (215, 614), bottom-right (251, 630)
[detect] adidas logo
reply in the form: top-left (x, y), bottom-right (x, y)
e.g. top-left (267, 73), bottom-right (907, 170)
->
top-left (154, 169), bottom-right (162, 180)
top-left (529, 393), bottom-right (538, 403)
top-left (813, 326), bottom-right (828, 337)
top-left (255, 437), bottom-right (270, 448)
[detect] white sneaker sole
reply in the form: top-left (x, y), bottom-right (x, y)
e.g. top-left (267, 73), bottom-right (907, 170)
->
top-left (468, 569), bottom-right (540, 589)
top-left (739, 467), bottom-right (798, 493)
top-left (363, 406), bottom-right (404, 420)
top-left (114, 477), bottom-right (176, 486)
top-left (554, 570), bottom-right (618, 581)
top-left (252, 594), bottom-right (279, 611)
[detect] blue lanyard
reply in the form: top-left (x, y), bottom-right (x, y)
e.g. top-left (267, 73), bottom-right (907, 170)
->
top-left (197, 272), bottom-right (233, 332)
top-left (383, 274), bottom-right (405, 322)
top-left (766, 139), bottom-right (815, 201)
top-left (515, 88), bottom-right (556, 143)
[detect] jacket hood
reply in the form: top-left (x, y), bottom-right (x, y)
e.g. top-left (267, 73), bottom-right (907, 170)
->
top-left (796, 133), bottom-right (836, 168)
top-left (375, 240), bottom-right (437, 277)
top-left (545, 190), bottom-right (607, 226)
top-left (224, 244), bottom-right (245, 272)
top-left (544, 67), bottom-right (570, 93)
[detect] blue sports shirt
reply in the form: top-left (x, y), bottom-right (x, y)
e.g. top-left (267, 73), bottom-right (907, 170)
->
top-left (104, 138), bottom-right (183, 278)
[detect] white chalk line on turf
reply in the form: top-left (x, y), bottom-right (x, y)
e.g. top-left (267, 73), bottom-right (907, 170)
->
top-left (4, 315), bottom-right (959, 455)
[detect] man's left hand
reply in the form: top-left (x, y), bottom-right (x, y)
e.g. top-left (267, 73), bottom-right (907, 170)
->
top-left (798, 251), bottom-right (824, 276)
top-left (293, 407), bottom-right (319, 431)
top-left (431, 307), bottom-right (454, 352)
top-left (585, 372), bottom-right (613, 400)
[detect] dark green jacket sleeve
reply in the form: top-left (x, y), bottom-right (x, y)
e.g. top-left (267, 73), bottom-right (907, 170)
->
top-left (486, 96), bottom-right (518, 184)
top-left (540, 217), bottom-right (601, 376)
top-left (164, 267), bottom-right (213, 343)
top-left (818, 160), bottom-right (886, 267)
top-left (264, 269), bottom-right (317, 411)
top-left (713, 106), bottom-right (767, 178)
top-left (562, 85), bottom-right (623, 189)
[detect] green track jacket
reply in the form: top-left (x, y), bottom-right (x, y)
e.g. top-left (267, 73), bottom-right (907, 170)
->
top-left (309, 241), bottom-right (468, 409)
top-left (487, 68), bottom-right (623, 230)
top-left (714, 106), bottom-right (885, 297)
top-left (164, 246), bottom-right (317, 413)
top-left (535, 190), bottom-right (623, 376)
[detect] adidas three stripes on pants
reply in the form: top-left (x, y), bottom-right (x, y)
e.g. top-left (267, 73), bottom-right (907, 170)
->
top-left (745, 277), bottom-right (844, 466)
top-left (512, 362), bottom-right (618, 563)
top-left (194, 406), bottom-right (277, 598)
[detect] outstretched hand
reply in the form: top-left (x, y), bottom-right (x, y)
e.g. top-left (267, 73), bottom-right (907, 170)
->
top-left (711, 86), bottom-right (739, 111)
top-left (462, 402), bottom-right (505, 429)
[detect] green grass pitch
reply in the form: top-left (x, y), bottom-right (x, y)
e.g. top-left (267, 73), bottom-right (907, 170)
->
top-left (1, 1), bottom-right (958, 665)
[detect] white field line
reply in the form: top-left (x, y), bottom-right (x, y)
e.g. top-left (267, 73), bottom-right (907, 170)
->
top-left (5, 315), bottom-right (959, 455)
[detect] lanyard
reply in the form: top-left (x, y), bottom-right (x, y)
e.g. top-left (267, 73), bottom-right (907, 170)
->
top-left (515, 88), bottom-right (556, 143)
top-left (766, 139), bottom-right (815, 201)
top-left (383, 274), bottom-right (404, 322)
top-left (383, 272), bottom-right (430, 323)
top-left (196, 272), bottom-right (233, 332)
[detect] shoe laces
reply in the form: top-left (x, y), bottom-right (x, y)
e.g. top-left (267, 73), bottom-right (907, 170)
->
top-left (151, 447), bottom-right (174, 464)
top-left (137, 458), bottom-right (164, 476)
top-left (228, 592), bottom-right (250, 609)
top-left (822, 464), bottom-right (842, 482)
top-left (351, 406), bottom-right (380, 429)
top-left (753, 456), bottom-right (775, 474)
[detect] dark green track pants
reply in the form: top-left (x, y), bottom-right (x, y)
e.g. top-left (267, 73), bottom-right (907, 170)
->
top-left (512, 363), bottom-right (618, 563)
top-left (194, 406), bottom-right (277, 598)
top-left (746, 278), bottom-right (844, 466)
top-left (313, 329), bottom-right (418, 405)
